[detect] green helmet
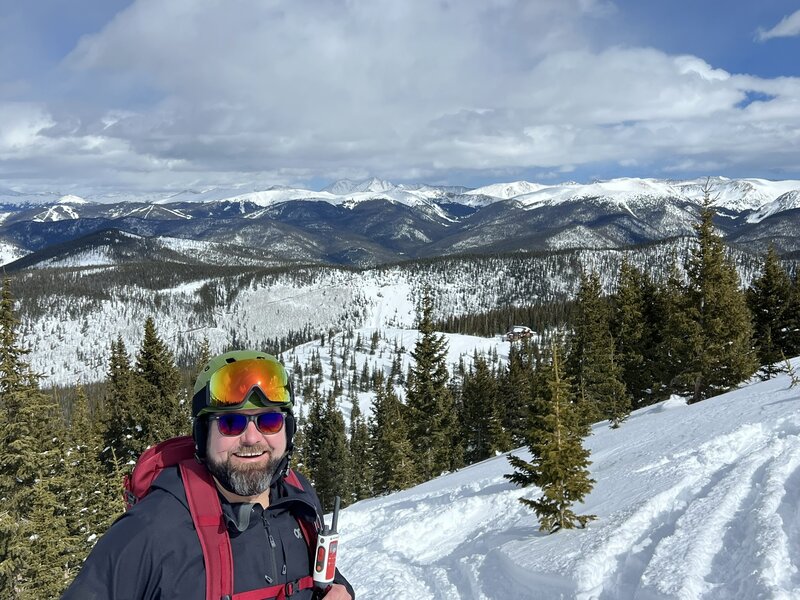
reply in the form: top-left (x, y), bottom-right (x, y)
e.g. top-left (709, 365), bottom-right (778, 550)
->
top-left (191, 350), bottom-right (296, 460)
top-left (192, 350), bottom-right (294, 418)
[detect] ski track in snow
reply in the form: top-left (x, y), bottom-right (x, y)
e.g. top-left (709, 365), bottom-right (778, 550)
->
top-left (338, 368), bottom-right (800, 600)
top-left (572, 416), bottom-right (800, 600)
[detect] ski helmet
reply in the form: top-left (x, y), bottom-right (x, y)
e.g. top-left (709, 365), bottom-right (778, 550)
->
top-left (191, 350), bottom-right (296, 460)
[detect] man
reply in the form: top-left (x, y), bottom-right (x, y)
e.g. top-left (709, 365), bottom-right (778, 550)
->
top-left (63, 350), bottom-right (354, 600)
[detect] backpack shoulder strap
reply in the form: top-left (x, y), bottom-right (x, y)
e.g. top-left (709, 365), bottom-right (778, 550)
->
top-left (179, 458), bottom-right (234, 600)
top-left (283, 469), bottom-right (319, 558)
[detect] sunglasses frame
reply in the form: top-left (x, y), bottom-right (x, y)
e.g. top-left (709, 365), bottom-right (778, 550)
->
top-left (209, 411), bottom-right (286, 437)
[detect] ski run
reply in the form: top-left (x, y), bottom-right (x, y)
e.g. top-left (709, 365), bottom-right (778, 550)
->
top-left (334, 359), bottom-right (800, 600)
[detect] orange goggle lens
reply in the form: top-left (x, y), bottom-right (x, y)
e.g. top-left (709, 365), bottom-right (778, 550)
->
top-left (207, 358), bottom-right (291, 408)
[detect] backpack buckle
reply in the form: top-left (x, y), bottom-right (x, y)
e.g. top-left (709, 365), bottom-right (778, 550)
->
top-left (284, 582), bottom-right (294, 597)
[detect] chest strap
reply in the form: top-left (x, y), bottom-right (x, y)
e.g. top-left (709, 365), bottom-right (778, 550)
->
top-left (230, 575), bottom-right (315, 600)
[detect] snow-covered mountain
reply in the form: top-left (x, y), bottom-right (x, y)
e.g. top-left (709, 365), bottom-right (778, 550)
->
top-left (337, 358), bottom-right (800, 599)
top-left (3, 175), bottom-right (800, 269)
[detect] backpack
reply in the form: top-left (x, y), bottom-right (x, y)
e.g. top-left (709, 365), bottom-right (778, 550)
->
top-left (124, 435), bottom-right (318, 600)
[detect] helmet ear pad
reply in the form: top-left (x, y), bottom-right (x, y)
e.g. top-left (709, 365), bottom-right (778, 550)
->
top-left (283, 411), bottom-right (296, 452)
top-left (192, 416), bottom-right (209, 461)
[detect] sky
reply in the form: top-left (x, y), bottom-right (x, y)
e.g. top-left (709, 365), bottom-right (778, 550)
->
top-left (1, 0), bottom-right (800, 195)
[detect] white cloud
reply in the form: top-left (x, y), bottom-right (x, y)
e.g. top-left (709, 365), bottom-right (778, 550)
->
top-left (756, 9), bottom-right (800, 41)
top-left (1, 1), bottom-right (798, 192)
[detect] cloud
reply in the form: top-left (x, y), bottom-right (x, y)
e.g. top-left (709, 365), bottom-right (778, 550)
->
top-left (756, 9), bottom-right (800, 41)
top-left (1, 0), bottom-right (799, 192)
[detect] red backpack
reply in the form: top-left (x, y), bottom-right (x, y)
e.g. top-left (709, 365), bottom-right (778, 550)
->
top-left (124, 435), bottom-right (317, 600)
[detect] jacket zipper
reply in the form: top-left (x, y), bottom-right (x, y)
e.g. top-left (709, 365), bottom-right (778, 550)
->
top-left (262, 515), bottom-right (280, 585)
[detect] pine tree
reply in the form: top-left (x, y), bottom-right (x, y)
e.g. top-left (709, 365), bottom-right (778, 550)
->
top-left (0, 277), bottom-right (74, 598)
top-left (747, 246), bottom-right (794, 378)
top-left (102, 337), bottom-right (140, 469)
top-left (461, 355), bottom-right (509, 464)
top-left (370, 377), bottom-right (415, 494)
top-left (567, 272), bottom-right (631, 428)
top-left (680, 191), bottom-right (757, 402)
top-left (64, 387), bottom-right (123, 567)
top-left (497, 339), bottom-right (535, 445)
top-left (505, 342), bottom-right (596, 533)
top-left (611, 259), bottom-right (651, 407)
top-left (195, 336), bottom-right (212, 376)
top-left (405, 288), bottom-right (461, 480)
top-left (300, 384), bottom-right (325, 482)
top-left (348, 399), bottom-right (373, 502)
top-left (132, 317), bottom-right (188, 451)
top-left (787, 276), bottom-right (800, 358)
top-left (313, 392), bottom-right (352, 512)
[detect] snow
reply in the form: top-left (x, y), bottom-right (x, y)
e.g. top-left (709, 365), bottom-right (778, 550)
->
top-left (58, 194), bottom-right (88, 204)
top-left (336, 364), bottom-right (800, 599)
top-left (0, 241), bottom-right (28, 266)
top-left (466, 181), bottom-right (550, 200)
top-left (747, 190), bottom-right (800, 223)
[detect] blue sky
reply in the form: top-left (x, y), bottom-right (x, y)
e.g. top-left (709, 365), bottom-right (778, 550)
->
top-left (1, 0), bottom-right (799, 195)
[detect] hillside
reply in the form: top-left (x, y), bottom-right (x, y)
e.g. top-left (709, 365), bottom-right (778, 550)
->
top-left (336, 360), bottom-right (800, 599)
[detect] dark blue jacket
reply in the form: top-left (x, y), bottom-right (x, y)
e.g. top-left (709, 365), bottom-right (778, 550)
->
top-left (62, 466), bottom-right (354, 599)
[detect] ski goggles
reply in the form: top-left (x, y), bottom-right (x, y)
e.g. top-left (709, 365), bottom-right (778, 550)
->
top-left (197, 358), bottom-right (293, 413)
top-left (209, 412), bottom-right (285, 437)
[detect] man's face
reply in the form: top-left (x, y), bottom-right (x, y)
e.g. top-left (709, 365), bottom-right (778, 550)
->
top-left (205, 408), bottom-right (288, 498)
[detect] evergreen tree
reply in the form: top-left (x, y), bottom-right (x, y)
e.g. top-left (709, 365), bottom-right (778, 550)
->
top-left (313, 392), bottom-right (352, 512)
top-left (64, 387), bottom-right (123, 567)
top-left (747, 246), bottom-right (794, 378)
top-left (611, 259), bottom-right (649, 407)
top-left (505, 342), bottom-right (596, 533)
top-left (787, 276), bottom-right (800, 358)
top-left (195, 336), bottom-right (212, 376)
top-left (348, 399), bottom-right (373, 502)
top-left (370, 378), bottom-right (415, 494)
top-left (132, 317), bottom-right (188, 451)
top-left (497, 340), bottom-right (536, 445)
top-left (0, 277), bottom-right (73, 598)
top-left (102, 337), bottom-right (140, 469)
top-left (0, 277), bottom-right (30, 398)
top-left (567, 272), bottom-right (631, 428)
top-left (300, 385), bottom-right (325, 484)
top-left (461, 355), bottom-right (509, 464)
top-left (680, 192), bottom-right (757, 402)
top-left (405, 288), bottom-right (461, 480)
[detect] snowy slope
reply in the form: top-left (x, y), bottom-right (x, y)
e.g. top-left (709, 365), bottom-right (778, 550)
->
top-left (336, 363), bottom-right (800, 599)
top-left (0, 241), bottom-right (28, 265)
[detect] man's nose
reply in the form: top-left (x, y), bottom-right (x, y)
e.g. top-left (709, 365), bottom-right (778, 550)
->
top-left (241, 420), bottom-right (263, 444)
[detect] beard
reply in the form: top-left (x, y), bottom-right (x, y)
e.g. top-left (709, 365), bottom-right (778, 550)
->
top-left (206, 444), bottom-right (285, 497)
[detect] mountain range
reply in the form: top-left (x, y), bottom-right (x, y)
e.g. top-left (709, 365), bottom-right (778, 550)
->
top-left (2, 176), bottom-right (800, 269)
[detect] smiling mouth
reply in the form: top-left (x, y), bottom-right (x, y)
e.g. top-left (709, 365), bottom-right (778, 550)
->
top-left (234, 450), bottom-right (268, 458)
